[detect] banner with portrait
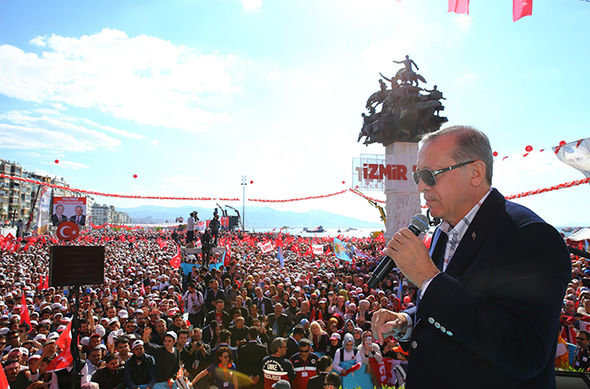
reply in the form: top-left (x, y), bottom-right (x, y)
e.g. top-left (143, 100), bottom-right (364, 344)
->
top-left (52, 197), bottom-right (87, 227)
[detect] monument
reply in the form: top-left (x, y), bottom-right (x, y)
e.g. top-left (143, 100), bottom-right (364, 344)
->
top-left (357, 55), bottom-right (448, 238)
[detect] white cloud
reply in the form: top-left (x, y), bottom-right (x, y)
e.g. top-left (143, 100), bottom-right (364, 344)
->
top-left (239, 0), bottom-right (262, 12)
top-left (0, 29), bottom-right (241, 132)
top-left (0, 109), bottom-right (125, 152)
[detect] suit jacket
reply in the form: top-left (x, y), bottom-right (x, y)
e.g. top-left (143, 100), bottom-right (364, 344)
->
top-left (405, 189), bottom-right (570, 389)
top-left (205, 309), bottom-right (231, 328)
top-left (69, 214), bottom-right (86, 225)
top-left (51, 214), bottom-right (68, 226)
top-left (238, 341), bottom-right (269, 378)
top-left (254, 296), bottom-right (273, 316)
top-left (267, 313), bottom-right (293, 339)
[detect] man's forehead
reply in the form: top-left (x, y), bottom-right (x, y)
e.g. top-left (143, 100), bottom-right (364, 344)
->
top-left (418, 136), bottom-right (456, 168)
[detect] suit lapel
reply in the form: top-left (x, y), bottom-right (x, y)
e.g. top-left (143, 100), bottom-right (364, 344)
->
top-left (444, 189), bottom-right (504, 277)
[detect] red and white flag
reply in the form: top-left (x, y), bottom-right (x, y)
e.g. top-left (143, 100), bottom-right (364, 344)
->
top-left (312, 244), bottom-right (324, 256)
top-left (0, 362), bottom-right (9, 389)
top-left (448, 0), bottom-right (469, 14)
top-left (257, 240), bottom-right (274, 254)
top-left (46, 321), bottom-right (73, 372)
top-left (169, 245), bottom-right (182, 269)
top-left (20, 292), bottom-right (31, 330)
top-left (513, 0), bottom-right (532, 21)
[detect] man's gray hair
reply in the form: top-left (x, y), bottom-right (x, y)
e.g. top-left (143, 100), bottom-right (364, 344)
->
top-left (421, 125), bottom-right (493, 185)
top-left (270, 337), bottom-right (286, 354)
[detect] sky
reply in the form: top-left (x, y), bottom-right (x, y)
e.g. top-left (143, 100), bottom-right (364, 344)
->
top-left (0, 0), bottom-right (589, 228)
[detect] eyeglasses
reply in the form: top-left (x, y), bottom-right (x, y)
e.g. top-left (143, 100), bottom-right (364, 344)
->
top-left (412, 161), bottom-right (475, 186)
top-left (300, 349), bottom-right (310, 353)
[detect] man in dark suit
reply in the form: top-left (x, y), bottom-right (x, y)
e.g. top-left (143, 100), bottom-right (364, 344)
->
top-left (69, 205), bottom-right (86, 225)
top-left (253, 287), bottom-right (273, 316)
top-left (267, 303), bottom-right (293, 339)
top-left (238, 327), bottom-right (268, 389)
top-left (372, 126), bottom-right (570, 389)
top-left (205, 299), bottom-right (231, 328)
top-left (51, 204), bottom-right (68, 226)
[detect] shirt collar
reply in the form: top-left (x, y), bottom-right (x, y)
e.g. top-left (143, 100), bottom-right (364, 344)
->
top-left (439, 188), bottom-right (492, 237)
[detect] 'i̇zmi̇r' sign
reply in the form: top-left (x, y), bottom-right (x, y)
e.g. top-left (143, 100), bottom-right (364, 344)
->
top-left (352, 154), bottom-right (417, 191)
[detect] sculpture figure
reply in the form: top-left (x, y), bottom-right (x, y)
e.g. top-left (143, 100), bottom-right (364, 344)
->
top-left (358, 56), bottom-right (447, 146)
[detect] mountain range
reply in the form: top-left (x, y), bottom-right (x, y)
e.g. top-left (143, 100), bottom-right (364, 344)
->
top-left (118, 205), bottom-right (382, 228)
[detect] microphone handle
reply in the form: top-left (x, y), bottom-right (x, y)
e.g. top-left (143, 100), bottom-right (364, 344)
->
top-left (367, 256), bottom-right (395, 290)
top-left (367, 224), bottom-right (424, 289)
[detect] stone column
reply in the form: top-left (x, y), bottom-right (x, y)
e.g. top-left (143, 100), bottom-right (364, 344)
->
top-left (384, 142), bottom-right (421, 240)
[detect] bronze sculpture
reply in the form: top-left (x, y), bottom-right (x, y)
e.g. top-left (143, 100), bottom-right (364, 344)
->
top-left (358, 56), bottom-right (447, 146)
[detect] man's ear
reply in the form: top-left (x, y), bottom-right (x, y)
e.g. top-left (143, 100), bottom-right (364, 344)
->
top-left (470, 160), bottom-right (486, 187)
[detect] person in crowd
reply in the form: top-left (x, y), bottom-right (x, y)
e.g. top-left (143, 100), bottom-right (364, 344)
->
top-left (263, 337), bottom-right (295, 388)
top-left (186, 212), bottom-right (196, 244)
top-left (306, 355), bottom-right (332, 389)
top-left (308, 321), bottom-right (328, 355)
top-left (91, 353), bottom-right (125, 389)
top-left (289, 338), bottom-right (319, 389)
top-left (142, 329), bottom-right (180, 387)
top-left (574, 330), bottom-right (590, 371)
top-left (238, 326), bottom-right (268, 389)
top-left (268, 303), bottom-right (292, 339)
top-left (286, 325), bottom-right (305, 359)
top-left (191, 346), bottom-right (239, 389)
top-left (322, 372), bottom-right (341, 389)
top-left (124, 340), bottom-right (156, 389)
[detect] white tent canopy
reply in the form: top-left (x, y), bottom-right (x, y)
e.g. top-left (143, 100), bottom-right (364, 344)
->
top-left (568, 228), bottom-right (590, 241)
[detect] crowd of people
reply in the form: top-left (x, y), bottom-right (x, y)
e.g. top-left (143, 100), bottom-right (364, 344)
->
top-left (0, 219), bottom-right (586, 388)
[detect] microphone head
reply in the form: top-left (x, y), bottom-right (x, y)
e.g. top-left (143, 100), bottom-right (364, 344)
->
top-left (410, 214), bottom-right (429, 235)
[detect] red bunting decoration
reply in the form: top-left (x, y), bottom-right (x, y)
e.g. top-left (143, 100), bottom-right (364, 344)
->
top-left (559, 141), bottom-right (566, 146)
top-left (250, 180), bottom-right (254, 184)
top-left (0, 168), bottom-right (588, 207)
top-left (492, 151), bottom-right (498, 157)
top-left (525, 145), bottom-right (533, 152)
top-left (54, 159), bottom-right (59, 164)
top-left (133, 174), bottom-right (138, 179)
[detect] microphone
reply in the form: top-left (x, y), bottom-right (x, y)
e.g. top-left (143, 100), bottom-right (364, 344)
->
top-left (367, 214), bottom-right (429, 289)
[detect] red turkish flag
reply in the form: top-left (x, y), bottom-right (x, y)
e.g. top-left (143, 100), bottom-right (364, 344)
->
top-left (169, 245), bottom-right (181, 269)
top-left (449, 0), bottom-right (469, 14)
top-left (46, 321), bottom-right (73, 372)
top-left (513, 0), bottom-right (532, 21)
top-left (20, 292), bottom-right (31, 329)
top-left (224, 245), bottom-right (231, 267)
top-left (45, 346), bottom-right (73, 372)
top-left (0, 363), bottom-right (9, 389)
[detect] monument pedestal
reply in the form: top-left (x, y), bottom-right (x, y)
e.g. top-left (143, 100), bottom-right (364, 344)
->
top-left (384, 142), bottom-right (421, 240)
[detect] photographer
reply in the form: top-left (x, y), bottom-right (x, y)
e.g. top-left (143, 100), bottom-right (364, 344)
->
top-left (181, 334), bottom-right (210, 383)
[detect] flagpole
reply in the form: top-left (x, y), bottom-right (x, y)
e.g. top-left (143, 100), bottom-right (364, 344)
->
top-left (241, 176), bottom-right (247, 231)
top-left (70, 285), bottom-right (82, 389)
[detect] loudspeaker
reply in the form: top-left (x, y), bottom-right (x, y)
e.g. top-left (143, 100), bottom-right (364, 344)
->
top-left (49, 246), bottom-right (105, 287)
top-left (556, 370), bottom-right (590, 389)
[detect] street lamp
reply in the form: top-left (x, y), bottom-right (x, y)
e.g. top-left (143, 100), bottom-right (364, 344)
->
top-left (241, 176), bottom-right (247, 231)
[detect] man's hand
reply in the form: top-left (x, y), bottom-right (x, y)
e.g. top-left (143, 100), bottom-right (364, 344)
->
top-left (383, 227), bottom-right (439, 287)
top-left (371, 309), bottom-right (409, 344)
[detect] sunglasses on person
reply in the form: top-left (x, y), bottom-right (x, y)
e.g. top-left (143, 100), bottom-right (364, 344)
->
top-left (412, 160), bottom-right (475, 186)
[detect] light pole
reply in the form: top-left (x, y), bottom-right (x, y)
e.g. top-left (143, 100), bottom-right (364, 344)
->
top-left (241, 176), bottom-right (247, 231)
